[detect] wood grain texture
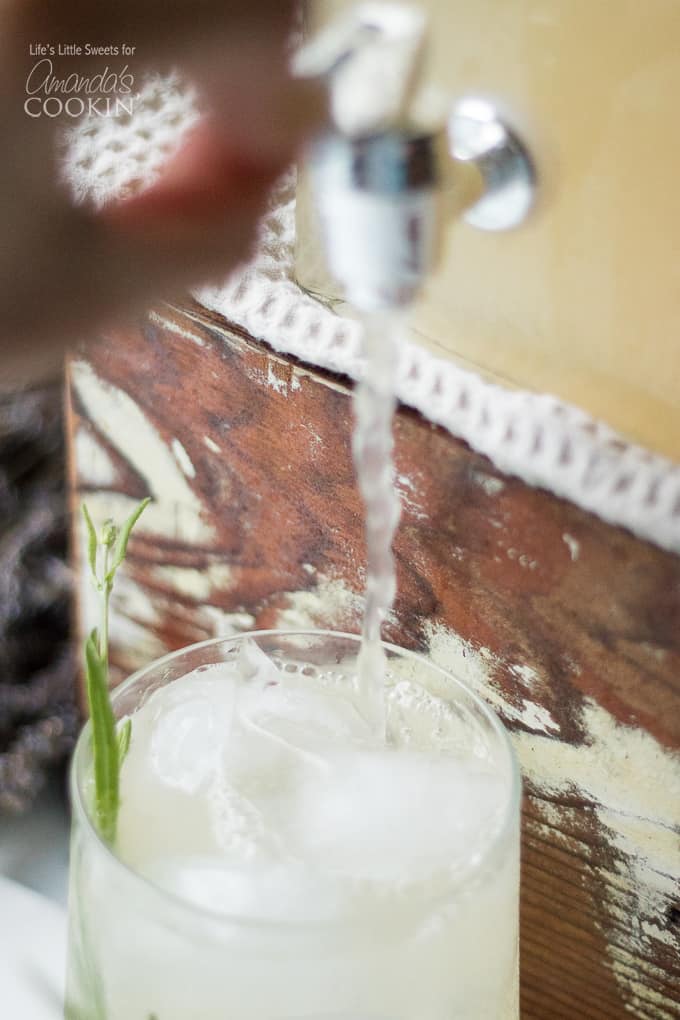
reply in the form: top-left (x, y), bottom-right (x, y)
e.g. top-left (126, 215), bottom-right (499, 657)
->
top-left (66, 300), bottom-right (680, 1018)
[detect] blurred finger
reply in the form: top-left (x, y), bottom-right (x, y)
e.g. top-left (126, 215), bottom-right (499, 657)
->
top-left (1, 121), bottom-right (283, 387)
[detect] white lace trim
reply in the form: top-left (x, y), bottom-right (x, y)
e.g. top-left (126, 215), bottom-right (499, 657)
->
top-left (61, 72), bottom-right (201, 208)
top-left (63, 74), bottom-right (680, 555)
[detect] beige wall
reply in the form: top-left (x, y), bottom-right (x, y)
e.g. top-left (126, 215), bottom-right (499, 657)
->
top-left (298, 1), bottom-right (680, 460)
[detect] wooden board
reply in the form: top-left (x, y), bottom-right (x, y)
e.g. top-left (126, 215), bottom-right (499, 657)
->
top-left (66, 300), bottom-right (680, 1018)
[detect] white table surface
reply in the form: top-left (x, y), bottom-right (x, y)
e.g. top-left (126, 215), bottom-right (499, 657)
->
top-left (0, 774), bottom-right (70, 905)
top-left (0, 774), bottom-right (70, 1019)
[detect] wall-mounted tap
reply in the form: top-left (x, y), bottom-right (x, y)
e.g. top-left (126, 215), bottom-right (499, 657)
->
top-left (294, 3), bottom-right (536, 313)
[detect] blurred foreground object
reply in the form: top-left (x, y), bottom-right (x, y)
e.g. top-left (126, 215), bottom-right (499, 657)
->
top-left (0, 385), bottom-right (78, 814)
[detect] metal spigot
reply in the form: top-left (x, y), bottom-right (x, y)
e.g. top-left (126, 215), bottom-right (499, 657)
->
top-left (294, 3), bottom-right (536, 313)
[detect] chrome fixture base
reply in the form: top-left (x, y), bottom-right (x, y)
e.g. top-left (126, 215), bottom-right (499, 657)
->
top-left (450, 97), bottom-right (536, 231)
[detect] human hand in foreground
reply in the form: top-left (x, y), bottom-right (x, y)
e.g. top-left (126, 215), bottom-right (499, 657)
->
top-left (1, 0), bottom-right (322, 387)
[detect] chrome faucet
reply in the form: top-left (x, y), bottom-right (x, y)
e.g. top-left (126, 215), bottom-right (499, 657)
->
top-left (294, 3), bottom-right (536, 313)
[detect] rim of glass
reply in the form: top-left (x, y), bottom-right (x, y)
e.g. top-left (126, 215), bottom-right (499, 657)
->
top-left (71, 628), bottom-right (521, 933)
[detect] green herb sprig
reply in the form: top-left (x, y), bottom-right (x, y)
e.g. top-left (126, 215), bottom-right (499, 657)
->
top-left (82, 497), bottom-right (150, 844)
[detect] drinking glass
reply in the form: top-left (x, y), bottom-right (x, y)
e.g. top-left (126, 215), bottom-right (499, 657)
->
top-left (65, 630), bottom-right (520, 1020)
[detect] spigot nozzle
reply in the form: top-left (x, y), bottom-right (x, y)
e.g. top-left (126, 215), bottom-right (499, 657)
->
top-left (295, 3), bottom-right (536, 312)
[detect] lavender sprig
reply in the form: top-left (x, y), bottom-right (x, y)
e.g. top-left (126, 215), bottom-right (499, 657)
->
top-left (81, 498), bottom-right (150, 843)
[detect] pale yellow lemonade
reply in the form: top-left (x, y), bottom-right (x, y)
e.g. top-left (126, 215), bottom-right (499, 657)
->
top-left (65, 632), bottom-right (520, 1020)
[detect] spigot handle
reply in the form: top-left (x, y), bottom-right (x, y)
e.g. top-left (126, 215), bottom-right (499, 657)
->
top-left (451, 98), bottom-right (536, 232)
top-left (293, 4), bottom-right (427, 138)
top-left (295, 4), bottom-right (537, 311)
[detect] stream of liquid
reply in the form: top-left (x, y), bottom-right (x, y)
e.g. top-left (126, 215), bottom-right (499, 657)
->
top-left (351, 310), bottom-right (404, 738)
top-left (66, 317), bottom-right (520, 1020)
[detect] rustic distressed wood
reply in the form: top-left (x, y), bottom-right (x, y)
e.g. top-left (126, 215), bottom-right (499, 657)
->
top-left (66, 300), bottom-right (680, 1019)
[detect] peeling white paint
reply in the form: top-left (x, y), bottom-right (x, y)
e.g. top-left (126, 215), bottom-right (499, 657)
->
top-left (110, 574), bottom-right (162, 627)
top-left (510, 700), bottom-right (560, 734)
top-left (397, 473), bottom-right (417, 493)
top-left (514, 637), bottom-right (676, 857)
top-left (104, 575), bottom-right (166, 668)
top-left (505, 546), bottom-right (538, 570)
top-left (200, 606), bottom-right (257, 637)
top-left (148, 310), bottom-right (206, 347)
top-left (203, 436), bottom-right (221, 454)
top-left (641, 919), bottom-right (678, 949)
top-left (149, 562), bottom-right (235, 600)
top-left (302, 423), bottom-right (323, 450)
top-left (531, 800), bottom-right (565, 831)
top-left (608, 943), bottom-right (677, 1016)
top-left (563, 654), bottom-right (583, 677)
top-left (471, 470), bottom-right (506, 497)
top-left (395, 473), bottom-right (427, 520)
top-left (508, 663), bottom-right (543, 693)
top-left (424, 621), bottom-right (680, 1004)
top-left (267, 363), bottom-right (289, 395)
top-left (72, 361), bottom-right (214, 545)
top-left (274, 575), bottom-right (365, 631)
top-left (425, 624), bottom-right (560, 735)
top-left (109, 611), bottom-right (168, 668)
top-left (424, 623), bottom-right (498, 694)
top-left (79, 562), bottom-right (167, 670)
top-left (171, 438), bottom-right (196, 479)
top-left (562, 532), bottom-right (581, 561)
top-left (243, 352), bottom-right (349, 397)
top-left (75, 428), bottom-right (116, 486)
top-left (245, 361), bottom-right (292, 396)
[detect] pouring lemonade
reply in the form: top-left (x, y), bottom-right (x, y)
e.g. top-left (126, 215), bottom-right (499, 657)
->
top-left (65, 6), bottom-right (520, 1018)
top-left (65, 628), bottom-right (520, 1020)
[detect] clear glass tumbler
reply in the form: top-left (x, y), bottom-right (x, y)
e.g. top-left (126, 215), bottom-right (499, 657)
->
top-left (65, 630), bottom-right (520, 1020)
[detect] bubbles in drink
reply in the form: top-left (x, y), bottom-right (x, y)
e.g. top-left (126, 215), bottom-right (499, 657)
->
top-left (85, 632), bottom-right (520, 1020)
top-left (118, 645), bottom-right (510, 919)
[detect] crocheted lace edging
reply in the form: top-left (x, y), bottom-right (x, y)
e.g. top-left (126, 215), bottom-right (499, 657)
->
top-left (199, 209), bottom-right (680, 555)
